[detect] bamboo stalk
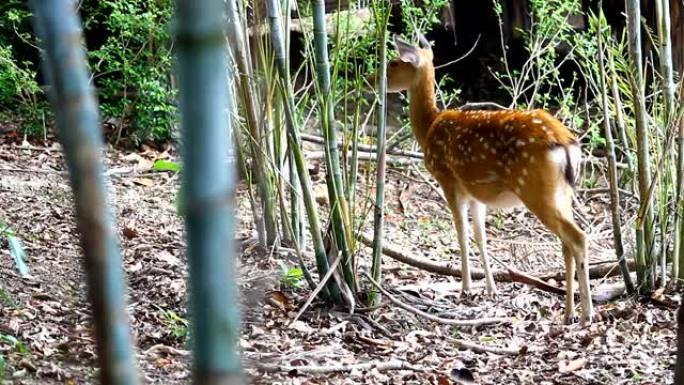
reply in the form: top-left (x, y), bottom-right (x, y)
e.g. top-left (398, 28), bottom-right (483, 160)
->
top-left (626, 0), bottom-right (655, 290)
top-left (266, 0), bottom-right (338, 301)
top-left (175, 0), bottom-right (244, 382)
top-left (310, 0), bottom-right (356, 293)
top-left (655, 0), bottom-right (675, 287)
top-left (656, 0), bottom-right (683, 285)
top-left (28, 1), bottom-right (140, 384)
top-left (369, 0), bottom-right (391, 306)
top-left (607, 49), bottom-right (635, 176)
top-left (227, 0), bottom-right (278, 246)
top-left (596, 8), bottom-right (634, 294)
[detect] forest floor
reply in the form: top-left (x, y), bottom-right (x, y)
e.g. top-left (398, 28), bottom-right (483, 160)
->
top-left (0, 139), bottom-right (678, 385)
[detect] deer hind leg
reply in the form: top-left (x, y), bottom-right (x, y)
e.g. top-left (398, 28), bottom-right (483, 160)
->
top-left (520, 185), bottom-right (593, 325)
top-left (562, 243), bottom-right (576, 324)
top-left (470, 201), bottom-right (497, 295)
top-left (441, 183), bottom-right (472, 292)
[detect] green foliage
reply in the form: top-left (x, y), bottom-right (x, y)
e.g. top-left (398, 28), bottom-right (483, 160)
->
top-left (87, 0), bottom-right (176, 142)
top-left (0, 0), bottom-right (176, 141)
top-left (492, 0), bottom-right (583, 114)
top-left (0, 2), bottom-right (57, 134)
top-left (399, 0), bottom-right (450, 37)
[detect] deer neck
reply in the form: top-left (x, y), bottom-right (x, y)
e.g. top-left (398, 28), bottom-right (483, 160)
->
top-left (408, 66), bottom-right (439, 149)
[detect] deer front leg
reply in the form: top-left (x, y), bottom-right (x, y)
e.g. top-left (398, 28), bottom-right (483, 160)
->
top-left (471, 201), bottom-right (497, 296)
top-left (447, 195), bottom-right (472, 293)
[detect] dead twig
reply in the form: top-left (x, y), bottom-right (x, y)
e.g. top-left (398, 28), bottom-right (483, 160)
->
top-left (143, 344), bottom-right (189, 357)
top-left (507, 268), bottom-right (567, 296)
top-left (255, 359), bottom-right (426, 374)
top-left (446, 336), bottom-right (538, 355)
top-left (305, 151), bottom-right (420, 166)
top-left (363, 273), bottom-right (509, 326)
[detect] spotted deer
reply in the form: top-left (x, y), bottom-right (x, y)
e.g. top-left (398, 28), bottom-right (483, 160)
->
top-left (379, 35), bottom-right (593, 325)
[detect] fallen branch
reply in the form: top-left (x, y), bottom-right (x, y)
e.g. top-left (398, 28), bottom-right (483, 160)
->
top-left (592, 282), bottom-right (627, 304)
top-left (536, 259), bottom-right (637, 281)
top-left (363, 273), bottom-right (509, 326)
top-left (507, 268), bottom-right (567, 296)
top-left (305, 151), bottom-right (420, 167)
top-left (301, 134), bottom-right (424, 159)
top-left (255, 359), bottom-right (425, 374)
top-left (359, 233), bottom-right (636, 283)
top-left (446, 336), bottom-right (536, 355)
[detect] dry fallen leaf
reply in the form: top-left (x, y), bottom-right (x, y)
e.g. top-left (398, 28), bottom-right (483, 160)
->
top-left (123, 152), bottom-right (144, 163)
top-left (155, 250), bottom-right (180, 266)
top-left (558, 358), bottom-right (586, 373)
top-left (122, 226), bottom-right (139, 239)
top-left (450, 367), bottom-right (475, 384)
top-left (133, 177), bottom-right (154, 187)
top-left (269, 291), bottom-right (291, 311)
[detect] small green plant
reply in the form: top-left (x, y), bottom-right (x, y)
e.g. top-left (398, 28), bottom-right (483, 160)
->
top-left (491, 211), bottom-right (505, 230)
top-left (279, 263), bottom-right (304, 288)
top-left (156, 306), bottom-right (189, 339)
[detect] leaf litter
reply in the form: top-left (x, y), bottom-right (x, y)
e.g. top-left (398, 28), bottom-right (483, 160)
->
top-left (0, 141), bottom-right (677, 384)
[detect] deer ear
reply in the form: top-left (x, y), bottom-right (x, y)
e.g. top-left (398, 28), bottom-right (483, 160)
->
top-left (418, 34), bottom-right (431, 50)
top-left (393, 35), bottom-right (421, 67)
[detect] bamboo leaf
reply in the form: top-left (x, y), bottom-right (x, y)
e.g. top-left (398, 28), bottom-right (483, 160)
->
top-left (6, 233), bottom-right (29, 278)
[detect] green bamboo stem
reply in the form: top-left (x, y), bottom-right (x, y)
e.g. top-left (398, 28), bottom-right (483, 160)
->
top-left (310, 0), bottom-right (356, 293)
top-left (29, 2), bottom-right (140, 384)
top-left (175, 0), bottom-right (244, 382)
top-left (607, 50), bottom-right (635, 176)
top-left (596, 10), bottom-right (635, 294)
top-left (226, 0), bottom-right (278, 246)
top-left (266, 0), bottom-right (338, 301)
top-left (626, 0), bottom-right (655, 290)
top-left (656, 0), bottom-right (682, 285)
top-left (369, 0), bottom-right (391, 306)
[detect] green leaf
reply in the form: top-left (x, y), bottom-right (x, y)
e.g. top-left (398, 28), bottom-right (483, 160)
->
top-left (6, 234), bottom-right (29, 278)
top-left (153, 159), bottom-right (182, 173)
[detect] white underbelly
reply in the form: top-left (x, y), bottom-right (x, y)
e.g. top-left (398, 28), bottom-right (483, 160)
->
top-left (482, 191), bottom-right (523, 209)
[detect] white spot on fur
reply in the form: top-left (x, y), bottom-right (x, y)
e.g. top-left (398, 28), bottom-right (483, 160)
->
top-left (532, 118), bottom-right (543, 124)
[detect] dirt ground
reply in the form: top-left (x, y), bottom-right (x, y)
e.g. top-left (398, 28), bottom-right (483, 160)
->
top-left (0, 139), bottom-right (677, 384)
